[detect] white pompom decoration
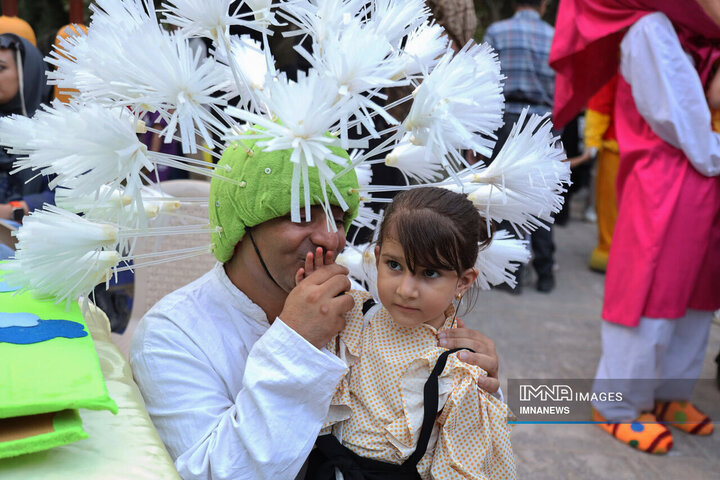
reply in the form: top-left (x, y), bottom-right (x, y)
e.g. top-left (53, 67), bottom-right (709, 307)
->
top-left (403, 42), bottom-right (504, 166)
top-left (5, 206), bottom-right (120, 306)
top-left (336, 243), bottom-right (378, 299)
top-left (385, 141), bottom-right (444, 182)
top-left (474, 230), bottom-right (530, 290)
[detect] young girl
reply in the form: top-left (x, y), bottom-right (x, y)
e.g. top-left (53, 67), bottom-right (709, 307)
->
top-left (303, 186), bottom-right (516, 480)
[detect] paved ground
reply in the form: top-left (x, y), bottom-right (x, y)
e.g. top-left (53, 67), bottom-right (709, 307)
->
top-left (463, 215), bottom-right (720, 479)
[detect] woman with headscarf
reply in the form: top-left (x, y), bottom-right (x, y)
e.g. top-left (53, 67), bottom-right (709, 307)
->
top-left (551, 0), bottom-right (720, 454)
top-left (0, 32), bottom-right (52, 225)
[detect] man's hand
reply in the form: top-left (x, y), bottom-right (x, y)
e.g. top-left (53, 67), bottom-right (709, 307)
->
top-left (281, 261), bottom-right (353, 349)
top-left (437, 318), bottom-right (500, 394)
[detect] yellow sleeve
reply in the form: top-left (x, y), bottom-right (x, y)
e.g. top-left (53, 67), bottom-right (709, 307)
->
top-left (584, 109), bottom-right (611, 151)
top-left (427, 358), bottom-right (517, 479)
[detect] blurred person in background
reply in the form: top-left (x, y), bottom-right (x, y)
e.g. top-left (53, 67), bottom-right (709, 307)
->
top-left (552, 0), bottom-right (720, 453)
top-left (0, 32), bottom-right (51, 224)
top-left (483, 0), bottom-right (558, 293)
top-left (584, 74), bottom-right (619, 273)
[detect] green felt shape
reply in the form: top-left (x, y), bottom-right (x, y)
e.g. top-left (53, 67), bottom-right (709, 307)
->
top-left (0, 267), bottom-right (117, 422)
top-left (209, 131), bottom-right (360, 263)
top-left (0, 410), bottom-right (87, 459)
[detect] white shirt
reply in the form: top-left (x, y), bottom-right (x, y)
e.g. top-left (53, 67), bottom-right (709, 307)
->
top-left (620, 12), bottom-right (720, 177)
top-left (129, 263), bottom-right (348, 480)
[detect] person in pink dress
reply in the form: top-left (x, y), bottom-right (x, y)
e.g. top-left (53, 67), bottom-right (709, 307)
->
top-left (550, 0), bottom-right (720, 453)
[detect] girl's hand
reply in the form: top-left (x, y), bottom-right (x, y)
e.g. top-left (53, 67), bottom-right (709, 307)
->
top-left (294, 247), bottom-right (336, 285)
top-left (437, 318), bottom-right (500, 394)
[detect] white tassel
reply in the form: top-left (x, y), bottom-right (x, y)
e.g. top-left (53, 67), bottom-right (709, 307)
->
top-left (354, 161), bottom-right (373, 188)
top-left (6, 206), bottom-right (120, 306)
top-left (385, 141), bottom-right (444, 182)
top-left (56, 185), bottom-right (181, 227)
top-left (336, 243), bottom-right (378, 299)
top-left (468, 109), bottom-right (570, 230)
top-left (162, 0), bottom-right (263, 41)
top-left (293, 17), bottom-right (409, 146)
top-left (55, 185), bottom-right (131, 217)
top-left (6, 204), bottom-right (216, 304)
top-left (278, 0), bottom-right (365, 49)
top-left (5, 251), bottom-right (120, 309)
top-left (474, 230), bottom-right (530, 290)
top-left (367, 0), bottom-right (430, 46)
top-left (245, 0), bottom-right (275, 26)
top-left (226, 70), bottom-right (353, 223)
top-left (403, 42), bottom-right (504, 162)
top-left (1, 103), bottom-right (153, 207)
top-left (216, 35), bottom-right (275, 109)
top-left (465, 184), bottom-right (553, 233)
top-left (397, 22), bottom-right (450, 78)
top-left (47, 5), bottom-right (231, 154)
top-left (351, 203), bottom-right (382, 231)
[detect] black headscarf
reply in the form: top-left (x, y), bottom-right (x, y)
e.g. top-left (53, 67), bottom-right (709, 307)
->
top-left (0, 33), bottom-right (52, 205)
top-left (0, 33), bottom-right (49, 117)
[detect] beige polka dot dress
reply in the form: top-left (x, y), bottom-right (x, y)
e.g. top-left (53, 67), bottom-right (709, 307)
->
top-left (322, 290), bottom-right (516, 479)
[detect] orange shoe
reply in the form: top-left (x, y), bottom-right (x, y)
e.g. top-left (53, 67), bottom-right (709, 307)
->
top-left (592, 408), bottom-right (673, 454)
top-left (653, 401), bottom-right (714, 435)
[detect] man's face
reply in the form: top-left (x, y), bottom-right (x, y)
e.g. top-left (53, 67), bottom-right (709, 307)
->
top-left (247, 205), bottom-right (347, 292)
top-left (0, 48), bottom-right (19, 105)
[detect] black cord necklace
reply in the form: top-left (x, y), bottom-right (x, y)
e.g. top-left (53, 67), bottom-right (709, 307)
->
top-left (246, 227), bottom-right (284, 291)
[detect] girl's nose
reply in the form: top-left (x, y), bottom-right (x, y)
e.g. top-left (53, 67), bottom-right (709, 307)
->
top-left (396, 273), bottom-right (418, 299)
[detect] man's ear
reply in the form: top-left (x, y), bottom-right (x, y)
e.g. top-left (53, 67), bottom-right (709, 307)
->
top-left (457, 267), bottom-right (479, 296)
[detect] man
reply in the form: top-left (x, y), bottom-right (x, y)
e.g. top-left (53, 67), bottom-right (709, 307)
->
top-left (483, 0), bottom-right (558, 293)
top-left (551, 0), bottom-right (720, 454)
top-left (130, 138), bottom-right (501, 480)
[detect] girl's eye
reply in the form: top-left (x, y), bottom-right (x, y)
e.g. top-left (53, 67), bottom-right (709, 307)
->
top-left (423, 269), bottom-right (439, 279)
top-left (387, 260), bottom-right (401, 271)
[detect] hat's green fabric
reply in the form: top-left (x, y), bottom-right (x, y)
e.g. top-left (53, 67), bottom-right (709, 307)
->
top-left (209, 134), bottom-right (360, 263)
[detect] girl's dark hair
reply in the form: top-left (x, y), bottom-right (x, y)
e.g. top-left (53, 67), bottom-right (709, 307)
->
top-left (377, 187), bottom-right (493, 276)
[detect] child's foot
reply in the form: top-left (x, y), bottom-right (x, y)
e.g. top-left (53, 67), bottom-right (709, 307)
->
top-left (653, 401), bottom-right (714, 435)
top-left (592, 408), bottom-right (673, 454)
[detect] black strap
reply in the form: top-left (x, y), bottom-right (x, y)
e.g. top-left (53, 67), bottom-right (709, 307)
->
top-left (402, 347), bottom-right (467, 468)
top-left (307, 347), bottom-right (473, 479)
top-left (246, 227), bottom-right (283, 290)
top-left (361, 298), bottom-right (376, 316)
top-left (310, 435), bottom-right (419, 480)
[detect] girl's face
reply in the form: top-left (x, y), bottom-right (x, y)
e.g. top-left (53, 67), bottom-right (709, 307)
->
top-left (375, 238), bottom-right (476, 330)
top-left (0, 48), bottom-right (19, 105)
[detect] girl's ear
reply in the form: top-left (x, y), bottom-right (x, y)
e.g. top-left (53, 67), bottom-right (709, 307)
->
top-left (374, 245), bottom-right (380, 266)
top-left (456, 267), bottom-right (478, 296)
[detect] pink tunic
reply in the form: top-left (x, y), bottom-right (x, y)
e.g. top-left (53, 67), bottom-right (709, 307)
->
top-left (602, 76), bottom-right (720, 326)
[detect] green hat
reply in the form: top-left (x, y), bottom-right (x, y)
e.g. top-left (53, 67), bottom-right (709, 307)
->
top-left (209, 134), bottom-right (360, 263)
